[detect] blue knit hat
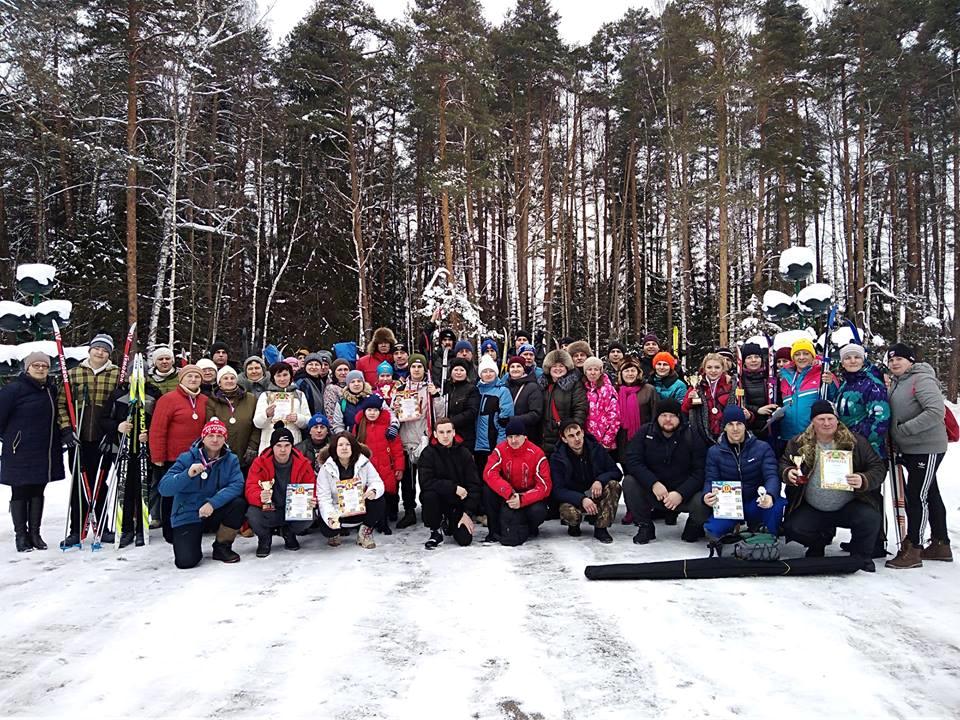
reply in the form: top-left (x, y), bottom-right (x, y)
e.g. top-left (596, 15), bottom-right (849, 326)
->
top-left (480, 339), bottom-right (499, 356)
top-left (376, 361), bottom-right (393, 376)
top-left (307, 412), bottom-right (331, 430)
top-left (518, 343), bottom-right (536, 355)
top-left (722, 404), bottom-right (747, 426)
top-left (357, 394), bottom-right (384, 414)
top-left (454, 340), bottom-right (474, 354)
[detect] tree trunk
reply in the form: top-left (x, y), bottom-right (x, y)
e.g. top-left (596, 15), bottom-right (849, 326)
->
top-left (714, 0), bottom-right (730, 347)
top-left (541, 102), bottom-right (554, 341)
top-left (439, 72), bottom-right (454, 283)
top-left (125, 0), bottom-right (140, 330)
top-left (902, 95), bottom-right (921, 297)
top-left (753, 103), bottom-right (767, 295)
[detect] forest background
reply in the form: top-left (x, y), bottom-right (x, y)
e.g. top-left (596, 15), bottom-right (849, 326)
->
top-left (2, 0), bottom-right (959, 397)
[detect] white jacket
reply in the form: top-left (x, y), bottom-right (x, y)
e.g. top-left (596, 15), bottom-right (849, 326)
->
top-left (316, 453), bottom-right (384, 526)
top-left (253, 388), bottom-right (311, 452)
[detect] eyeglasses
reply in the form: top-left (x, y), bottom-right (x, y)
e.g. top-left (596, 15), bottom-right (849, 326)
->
top-left (29, 363), bottom-right (49, 369)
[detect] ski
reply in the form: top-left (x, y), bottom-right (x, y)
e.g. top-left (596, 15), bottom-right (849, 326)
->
top-left (136, 355), bottom-right (151, 545)
top-left (113, 355), bottom-right (140, 549)
top-left (52, 319), bottom-right (95, 550)
top-left (116, 321), bottom-right (138, 385)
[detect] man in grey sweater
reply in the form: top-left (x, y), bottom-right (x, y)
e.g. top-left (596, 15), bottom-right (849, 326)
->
top-left (885, 343), bottom-right (951, 568)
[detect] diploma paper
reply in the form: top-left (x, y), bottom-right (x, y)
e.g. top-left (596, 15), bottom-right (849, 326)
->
top-left (285, 484), bottom-right (314, 521)
top-left (395, 392), bottom-right (422, 422)
top-left (819, 449), bottom-right (854, 491)
top-left (712, 481), bottom-right (744, 521)
top-left (272, 392), bottom-right (292, 419)
top-left (336, 477), bottom-right (366, 518)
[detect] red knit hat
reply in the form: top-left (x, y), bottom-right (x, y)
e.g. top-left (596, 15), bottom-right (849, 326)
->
top-left (201, 417), bottom-right (228, 438)
top-left (774, 347), bottom-right (793, 362)
top-left (651, 351), bottom-right (677, 371)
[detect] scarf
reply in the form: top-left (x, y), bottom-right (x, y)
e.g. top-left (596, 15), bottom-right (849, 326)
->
top-left (618, 384), bottom-right (644, 439)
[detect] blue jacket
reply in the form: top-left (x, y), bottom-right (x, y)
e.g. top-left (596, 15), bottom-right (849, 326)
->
top-left (651, 372), bottom-right (687, 403)
top-left (475, 379), bottom-right (514, 452)
top-left (836, 365), bottom-right (890, 457)
top-left (778, 363), bottom-right (837, 441)
top-left (158, 444), bottom-right (244, 528)
top-left (549, 434), bottom-right (622, 507)
top-left (0, 373), bottom-right (65, 487)
top-left (704, 433), bottom-right (780, 503)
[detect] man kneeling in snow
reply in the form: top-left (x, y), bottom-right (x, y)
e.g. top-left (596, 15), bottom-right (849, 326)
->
top-left (417, 418), bottom-right (482, 549)
top-left (482, 418), bottom-right (552, 546)
top-left (158, 418), bottom-right (246, 569)
top-left (549, 420), bottom-right (622, 544)
top-left (779, 400), bottom-right (885, 572)
top-left (245, 427), bottom-right (317, 558)
top-left (702, 405), bottom-right (786, 538)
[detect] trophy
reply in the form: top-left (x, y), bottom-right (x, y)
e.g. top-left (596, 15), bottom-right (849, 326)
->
top-left (686, 373), bottom-right (702, 405)
top-left (259, 478), bottom-right (276, 511)
top-left (790, 455), bottom-right (807, 485)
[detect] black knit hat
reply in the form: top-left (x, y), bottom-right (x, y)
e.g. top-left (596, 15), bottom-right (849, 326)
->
top-left (607, 341), bottom-right (627, 354)
top-left (656, 398), bottom-right (683, 420)
top-left (209, 340), bottom-right (229, 355)
top-left (270, 426), bottom-right (295, 446)
top-left (809, 399), bottom-right (837, 421)
top-left (450, 357), bottom-right (472, 372)
top-left (741, 343), bottom-right (764, 360)
top-left (886, 343), bottom-right (916, 363)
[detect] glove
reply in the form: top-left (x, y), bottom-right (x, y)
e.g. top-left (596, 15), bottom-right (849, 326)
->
top-left (61, 426), bottom-right (78, 449)
top-left (386, 425), bottom-right (399, 441)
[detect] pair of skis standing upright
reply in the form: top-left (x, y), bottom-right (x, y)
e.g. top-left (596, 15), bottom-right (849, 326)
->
top-left (52, 320), bottom-right (151, 551)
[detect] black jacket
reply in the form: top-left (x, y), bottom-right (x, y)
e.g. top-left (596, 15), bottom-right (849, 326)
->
top-left (417, 438), bottom-right (482, 515)
top-left (549, 434), bottom-right (622, 507)
top-left (539, 371), bottom-right (588, 455)
top-left (0, 373), bottom-right (65, 487)
top-left (442, 379), bottom-right (480, 448)
top-left (741, 369), bottom-right (773, 435)
top-left (624, 419), bottom-right (706, 502)
top-left (506, 371), bottom-right (544, 444)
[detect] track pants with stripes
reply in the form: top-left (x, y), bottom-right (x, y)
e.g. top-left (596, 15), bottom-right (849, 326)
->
top-left (899, 452), bottom-right (948, 546)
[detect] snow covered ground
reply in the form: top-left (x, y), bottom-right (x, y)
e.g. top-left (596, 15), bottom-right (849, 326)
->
top-left (2, 449), bottom-right (959, 720)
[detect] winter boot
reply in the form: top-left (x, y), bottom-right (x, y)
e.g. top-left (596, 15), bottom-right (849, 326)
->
top-left (664, 511), bottom-right (679, 526)
top-left (424, 529), bottom-right (444, 549)
top-left (632, 520), bottom-right (656, 545)
top-left (377, 518), bottom-right (393, 536)
top-left (59, 532), bottom-right (81, 550)
top-left (681, 519), bottom-right (705, 543)
top-left (27, 496), bottom-right (47, 550)
top-left (567, 524), bottom-right (582, 537)
top-left (256, 535), bottom-right (272, 558)
top-left (327, 534), bottom-right (342, 547)
top-left (885, 539), bottom-right (923, 569)
top-left (357, 525), bottom-right (376, 549)
top-left (118, 530), bottom-right (137, 549)
top-left (621, 511), bottom-right (634, 525)
top-left (396, 508), bottom-right (417, 529)
top-left (920, 539), bottom-right (953, 562)
top-left (281, 525), bottom-right (300, 551)
top-left (593, 527), bottom-right (613, 544)
top-left (212, 526), bottom-right (241, 563)
top-left (11, 500), bottom-right (32, 552)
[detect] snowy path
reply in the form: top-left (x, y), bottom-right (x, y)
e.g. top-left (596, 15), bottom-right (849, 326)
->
top-left (1, 451), bottom-right (959, 719)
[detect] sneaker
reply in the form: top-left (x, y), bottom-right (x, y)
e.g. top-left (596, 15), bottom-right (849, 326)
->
top-left (885, 539), bottom-right (923, 569)
top-left (396, 510), bottom-right (417, 529)
top-left (632, 521), bottom-right (655, 545)
top-left (256, 537), bottom-right (271, 558)
top-left (281, 527), bottom-right (300, 551)
top-left (59, 533), bottom-right (81, 550)
top-left (327, 535), bottom-right (342, 547)
top-left (424, 530), bottom-right (444, 549)
top-left (357, 525), bottom-right (376, 549)
top-left (593, 527), bottom-right (613, 544)
top-left (134, 531), bottom-right (145, 547)
top-left (920, 539), bottom-right (953, 562)
top-left (567, 524), bottom-right (582, 537)
top-left (118, 530), bottom-right (136, 549)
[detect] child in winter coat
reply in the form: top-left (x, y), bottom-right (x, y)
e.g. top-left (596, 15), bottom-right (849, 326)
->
top-left (582, 356), bottom-right (620, 452)
top-left (650, 352), bottom-right (687, 403)
top-left (681, 352), bottom-right (734, 445)
top-left (332, 370), bottom-right (372, 433)
top-left (353, 395), bottom-right (405, 533)
top-left (375, 361), bottom-right (396, 403)
top-left (474, 355), bottom-right (515, 473)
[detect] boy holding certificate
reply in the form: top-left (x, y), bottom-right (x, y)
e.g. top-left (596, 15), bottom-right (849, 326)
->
top-left (779, 400), bottom-right (886, 571)
top-left (703, 405), bottom-right (785, 538)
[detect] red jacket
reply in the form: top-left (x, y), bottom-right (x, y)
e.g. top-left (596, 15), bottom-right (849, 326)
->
top-left (353, 408), bottom-right (405, 494)
top-left (483, 439), bottom-right (552, 508)
top-left (356, 351), bottom-right (393, 387)
top-left (244, 446), bottom-right (316, 507)
top-left (149, 386), bottom-right (207, 464)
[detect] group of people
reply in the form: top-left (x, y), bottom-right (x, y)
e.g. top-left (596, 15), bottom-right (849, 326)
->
top-left (0, 321), bottom-right (951, 573)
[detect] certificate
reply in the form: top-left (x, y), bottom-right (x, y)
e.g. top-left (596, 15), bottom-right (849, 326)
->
top-left (285, 483), bottom-right (314, 521)
top-left (395, 391), bottom-right (422, 422)
top-left (273, 392), bottom-right (292, 419)
top-left (819, 449), bottom-right (853, 491)
top-left (712, 481), bottom-right (744, 520)
top-left (336, 476), bottom-right (366, 518)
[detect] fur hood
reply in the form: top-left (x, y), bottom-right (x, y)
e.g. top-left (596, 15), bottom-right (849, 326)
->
top-left (366, 326), bottom-right (397, 355)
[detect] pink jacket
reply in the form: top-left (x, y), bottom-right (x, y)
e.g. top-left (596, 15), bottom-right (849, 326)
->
top-left (585, 374), bottom-right (621, 449)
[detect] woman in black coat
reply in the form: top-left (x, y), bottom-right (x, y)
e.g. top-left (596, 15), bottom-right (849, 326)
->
top-left (430, 358), bottom-right (480, 448)
top-left (504, 355), bottom-right (544, 445)
top-left (0, 352), bottom-right (66, 551)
